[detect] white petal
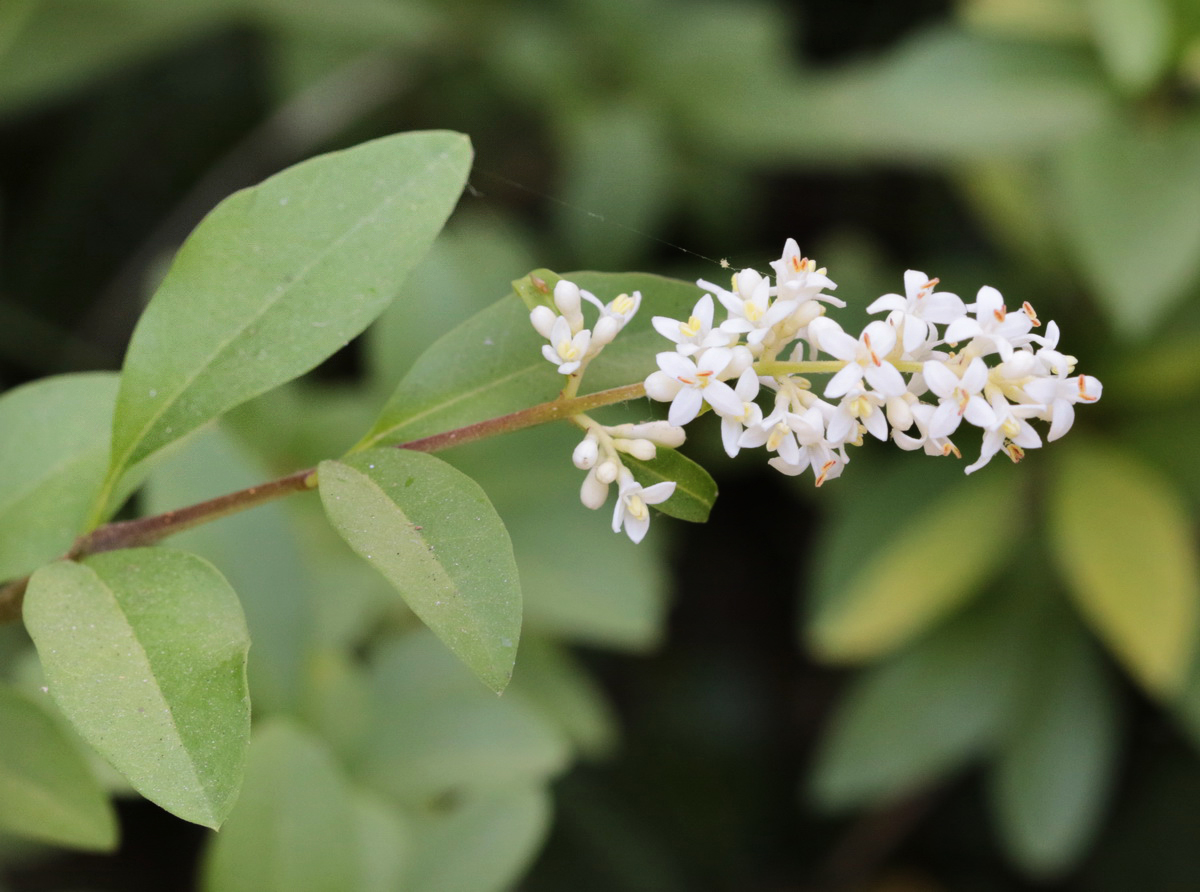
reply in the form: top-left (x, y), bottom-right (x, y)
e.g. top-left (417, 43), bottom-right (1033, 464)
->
top-left (640, 481), bottom-right (677, 506)
top-left (963, 395), bottom-right (997, 429)
top-left (922, 360), bottom-right (960, 398)
top-left (863, 361), bottom-right (907, 397)
top-left (903, 269), bottom-right (929, 299)
top-left (668, 388), bottom-right (704, 426)
top-left (825, 363), bottom-right (864, 399)
top-left (866, 293), bottom-right (906, 314)
top-left (702, 380), bottom-right (744, 417)
top-left (929, 401), bottom-right (963, 439)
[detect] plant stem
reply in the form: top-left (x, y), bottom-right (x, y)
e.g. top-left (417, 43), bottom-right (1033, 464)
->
top-left (0, 381), bottom-right (648, 624)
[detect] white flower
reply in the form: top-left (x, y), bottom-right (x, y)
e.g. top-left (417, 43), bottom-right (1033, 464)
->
top-left (651, 294), bottom-right (734, 356)
top-left (612, 470), bottom-right (675, 543)
top-left (892, 403), bottom-right (961, 458)
top-left (867, 270), bottom-right (965, 356)
top-left (644, 347), bottom-right (744, 426)
top-left (1029, 320), bottom-right (1076, 377)
top-left (923, 357), bottom-right (997, 438)
top-left (1023, 373), bottom-right (1102, 441)
top-left (591, 291), bottom-right (642, 350)
top-left (541, 315), bottom-right (591, 374)
top-left (702, 270), bottom-right (798, 347)
top-left (809, 318), bottom-right (907, 398)
top-left (739, 399), bottom-right (842, 484)
top-left (827, 386), bottom-right (888, 443)
top-left (943, 285), bottom-right (1036, 360)
top-left (964, 393), bottom-right (1044, 474)
top-left (770, 239), bottom-right (843, 306)
top-left (719, 369), bottom-right (763, 457)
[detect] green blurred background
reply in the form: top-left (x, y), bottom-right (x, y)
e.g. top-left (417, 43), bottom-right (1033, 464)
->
top-left (3, 0), bottom-right (1200, 889)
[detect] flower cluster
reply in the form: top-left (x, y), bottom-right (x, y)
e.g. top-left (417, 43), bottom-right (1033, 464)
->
top-left (529, 240), bottom-right (1102, 542)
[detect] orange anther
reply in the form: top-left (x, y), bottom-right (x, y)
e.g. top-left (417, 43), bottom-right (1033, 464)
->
top-left (1022, 301), bottom-right (1040, 326)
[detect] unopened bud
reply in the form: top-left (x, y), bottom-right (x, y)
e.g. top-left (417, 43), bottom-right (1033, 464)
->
top-left (572, 436), bottom-right (599, 469)
top-left (530, 305), bottom-right (557, 339)
top-left (614, 438), bottom-right (656, 461)
top-left (580, 469), bottom-right (609, 509)
top-left (595, 460), bottom-right (619, 484)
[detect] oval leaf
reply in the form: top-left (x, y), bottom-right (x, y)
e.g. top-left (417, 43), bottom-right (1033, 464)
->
top-left (202, 720), bottom-right (363, 892)
top-left (990, 619), bottom-right (1120, 878)
top-left (809, 593), bottom-right (1033, 810)
top-left (355, 272), bottom-right (705, 450)
top-left (0, 683), bottom-right (117, 851)
top-left (407, 786), bottom-right (552, 892)
top-left (808, 472), bottom-right (1022, 663)
top-left (624, 447), bottom-right (716, 523)
top-left (360, 633), bottom-right (570, 802)
top-left (0, 373), bottom-right (118, 581)
top-left (105, 130), bottom-right (473, 491)
top-left (318, 449), bottom-right (522, 692)
top-left (24, 548), bottom-right (251, 828)
top-left (1050, 441), bottom-right (1199, 697)
top-left (1052, 116), bottom-right (1200, 338)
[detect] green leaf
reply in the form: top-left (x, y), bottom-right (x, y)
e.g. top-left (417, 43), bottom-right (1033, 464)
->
top-left (0, 0), bottom-right (225, 117)
top-left (407, 786), bottom-right (552, 892)
top-left (990, 616), bottom-right (1121, 878)
top-left (1084, 0), bottom-right (1173, 94)
top-left (809, 593), bottom-right (1033, 810)
top-left (509, 637), bottom-right (618, 760)
top-left (202, 720), bottom-right (361, 892)
top-left (1050, 441), bottom-right (1199, 697)
top-left (351, 791), bottom-right (411, 892)
top-left (1052, 115), bottom-right (1200, 338)
top-left (686, 27), bottom-right (1112, 163)
top-left (0, 683), bottom-right (117, 851)
top-left (142, 425), bottom-right (314, 715)
top-left (317, 449), bottom-right (522, 693)
top-left (0, 373), bottom-right (118, 581)
top-left (24, 548), bottom-right (251, 828)
top-left (808, 472), bottom-right (1022, 663)
top-left (104, 130), bottom-right (472, 496)
top-left (625, 447), bottom-right (717, 523)
top-left (355, 271), bottom-right (704, 449)
top-left (359, 632), bottom-right (571, 803)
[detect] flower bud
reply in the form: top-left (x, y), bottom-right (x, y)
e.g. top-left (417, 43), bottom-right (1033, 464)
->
top-left (572, 435), bottom-right (599, 469)
top-left (614, 438), bottom-right (656, 461)
top-left (580, 469), bottom-right (609, 509)
top-left (627, 420), bottom-right (686, 447)
top-left (530, 305), bottom-right (557, 339)
top-left (553, 280), bottom-right (582, 318)
top-left (644, 370), bottom-right (680, 402)
top-left (885, 394), bottom-right (914, 431)
top-left (595, 460), bottom-right (619, 484)
top-left (591, 315), bottom-right (621, 348)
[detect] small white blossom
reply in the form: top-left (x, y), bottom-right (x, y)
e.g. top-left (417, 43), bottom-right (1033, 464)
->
top-left (651, 294), bottom-right (734, 356)
top-left (644, 347), bottom-right (744, 427)
top-left (612, 470), bottom-right (676, 543)
top-left (923, 357), bottom-right (997, 438)
top-left (719, 369), bottom-right (763, 457)
top-left (867, 270), bottom-right (965, 356)
top-left (541, 315), bottom-right (591, 374)
top-left (809, 318), bottom-right (907, 398)
top-left (1023, 373), bottom-right (1102, 441)
top-left (964, 393), bottom-right (1044, 474)
top-left (703, 270), bottom-right (798, 347)
top-left (943, 285), bottom-right (1037, 360)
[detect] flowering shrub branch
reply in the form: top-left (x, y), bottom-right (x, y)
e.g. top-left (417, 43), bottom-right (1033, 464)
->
top-left (525, 239), bottom-right (1102, 542)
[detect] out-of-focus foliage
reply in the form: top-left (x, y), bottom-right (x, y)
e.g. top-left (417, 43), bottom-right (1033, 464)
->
top-left (2, 0), bottom-right (1200, 887)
